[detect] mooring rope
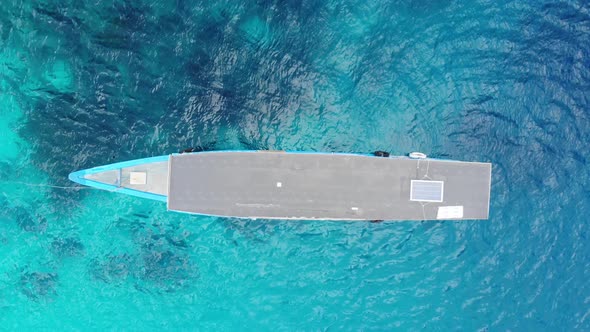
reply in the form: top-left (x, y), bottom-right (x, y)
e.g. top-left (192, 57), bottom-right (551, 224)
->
top-left (1, 181), bottom-right (96, 190)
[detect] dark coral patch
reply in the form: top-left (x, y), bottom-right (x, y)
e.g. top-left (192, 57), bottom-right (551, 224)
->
top-left (50, 237), bottom-right (85, 258)
top-left (142, 232), bottom-right (189, 250)
top-left (89, 254), bottom-right (134, 283)
top-left (20, 271), bottom-right (58, 301)
top-left (221, 217), bottom-right (275, 243)
top-left (13, 207), bottom-right (47, 233)
top-left (140, 249), bottom-right (198, 290)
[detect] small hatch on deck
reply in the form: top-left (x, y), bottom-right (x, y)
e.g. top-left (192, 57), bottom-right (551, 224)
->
top-left (129, 172), bottom-right (147, 185)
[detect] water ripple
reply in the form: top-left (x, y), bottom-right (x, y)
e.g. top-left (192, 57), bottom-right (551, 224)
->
top-left (0, 0), bottom-right (589, 330)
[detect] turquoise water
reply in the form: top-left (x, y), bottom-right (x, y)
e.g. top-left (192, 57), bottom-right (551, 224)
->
top-left (1, 0), bottom-right (589, 330)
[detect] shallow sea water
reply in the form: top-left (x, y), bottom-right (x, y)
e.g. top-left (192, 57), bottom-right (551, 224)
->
top-left (0, 0), bottom-right (589, 330)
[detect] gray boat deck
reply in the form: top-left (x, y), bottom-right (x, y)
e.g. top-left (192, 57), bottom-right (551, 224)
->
top-left (167, 152), bottom-right (491, 220)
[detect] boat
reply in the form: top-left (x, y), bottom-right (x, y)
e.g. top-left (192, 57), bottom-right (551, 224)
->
top-left (68, 150), bottom-right (492, 221)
